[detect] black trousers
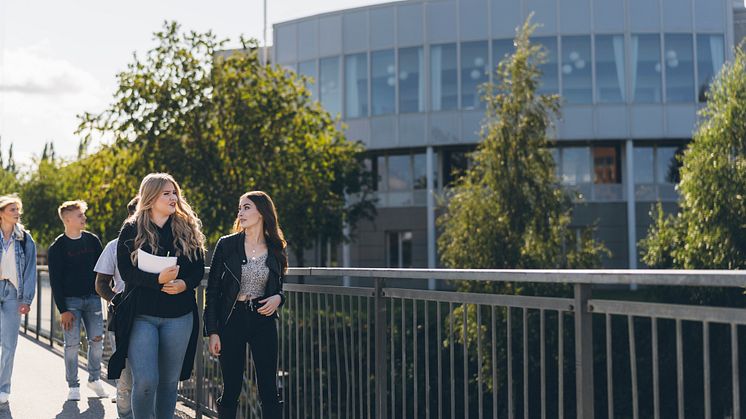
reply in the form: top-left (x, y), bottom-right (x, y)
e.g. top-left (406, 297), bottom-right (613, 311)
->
top-left (219, 300), bottom-right (281, 419)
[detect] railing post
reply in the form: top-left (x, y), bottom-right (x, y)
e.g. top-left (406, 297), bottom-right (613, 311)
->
top-left (374, 277), bottom-right (388, 419)
top-left (50, 293), bottom-right (55, 347)
top-left (574, 283), bottom-right (594, 418)
top-left (36, 269), bottom-right (41, 340)
top-left (195, 286), bottom-right (205, 419)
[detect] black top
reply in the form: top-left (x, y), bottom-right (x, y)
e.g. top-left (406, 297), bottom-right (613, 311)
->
top-left (48, 231), bottom-right (103, 313)
top-left (117, 217), bottom-right (205, 318)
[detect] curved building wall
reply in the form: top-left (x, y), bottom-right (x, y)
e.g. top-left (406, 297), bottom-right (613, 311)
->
top-left (272, 0), bottom-right (734, 270)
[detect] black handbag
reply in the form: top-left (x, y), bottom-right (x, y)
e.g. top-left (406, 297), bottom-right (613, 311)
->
top-left (106, 287), bottom-right (136, 332)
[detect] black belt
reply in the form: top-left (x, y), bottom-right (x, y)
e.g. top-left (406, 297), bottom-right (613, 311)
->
top-left (236, 298), bottom-right (265, 312)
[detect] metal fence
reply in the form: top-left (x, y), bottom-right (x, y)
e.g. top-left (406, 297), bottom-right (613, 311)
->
top-left (21, 267), bottom-right (746, 419)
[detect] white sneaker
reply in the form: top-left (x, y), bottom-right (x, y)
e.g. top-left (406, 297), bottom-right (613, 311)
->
top-left (87, 380), bottom-right (109, 398)
top-left (67, 387), bottom-right (81, 401)
top-left (0, 392), bottom-right (9, 403)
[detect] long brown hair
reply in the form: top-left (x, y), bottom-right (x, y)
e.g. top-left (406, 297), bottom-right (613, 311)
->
top-left (127, 173), bottom-right (206, 264)
top-left (232, 191), bottom-right (288, 273)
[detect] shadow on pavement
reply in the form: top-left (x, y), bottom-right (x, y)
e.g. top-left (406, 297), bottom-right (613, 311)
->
top-left (54, 399), bottom-right (106, 418)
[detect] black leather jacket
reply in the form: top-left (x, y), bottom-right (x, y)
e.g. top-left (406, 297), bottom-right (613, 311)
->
top-left (203, 232), bottom-right (286, 336)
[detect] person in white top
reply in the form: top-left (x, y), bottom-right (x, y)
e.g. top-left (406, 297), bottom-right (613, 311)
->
top-left (0, 194), bottom-right (37, 405)
top-left (94, 197), bottom-right (137, 419)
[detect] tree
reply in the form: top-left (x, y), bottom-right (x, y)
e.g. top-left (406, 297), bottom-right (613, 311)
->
top-left (434, 19), bottom-right (608, 410)
top-left (640, 46), bottom-right (746, 270)
top-left (437, 18), bottom-right (607, 280)
top-left (75, 22), bottom-right (375, 259)
top-left (0, 139), bottom-right (19, 194)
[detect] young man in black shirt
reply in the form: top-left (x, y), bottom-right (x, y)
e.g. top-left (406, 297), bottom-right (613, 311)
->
top-left (48, 200), bottom-right (109, 401)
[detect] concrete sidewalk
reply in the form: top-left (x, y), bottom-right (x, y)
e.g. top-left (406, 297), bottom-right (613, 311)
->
top-left (0, 334), bottom-right (196, 419)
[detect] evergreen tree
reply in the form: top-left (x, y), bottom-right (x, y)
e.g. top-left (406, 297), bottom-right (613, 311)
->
top-left (438, 18), bottom-right (607, 282)
top-left (640, 47), bottom-right (746, 270)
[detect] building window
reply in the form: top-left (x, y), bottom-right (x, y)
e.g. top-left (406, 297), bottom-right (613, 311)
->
top-left (595, 35), bottom-right (626, 103)
top-left (696, 34), bottom-right (725, 102)
top-left (399, 47), bottom-right (425, 113)
top-left (371, 49), bottom-right (396, 115)
top-left (387, 231), bottom-right (413, 268)
top-left (492, 38), bottom-right (515, 74)
top-left (561, 36), bottom-right (592, 104)
top-left (632, 34), bottom-right (662, 103)
top-left (533, 37), bottom-right (559, 96)
top-left (634, 145), bottom-right (682, 201)
top-left (430, 43), bottom-right (459, 111)
top-left (387, 154), bottom-right (412, 191)
top-left (320, 56), bottom-right (341, 116)
top-left (461, 41), bottom-right (489, 110)
top-left (555, 145), bottom-right (622, 202)
top-left (413, 153), bottom-right (438, 189)
top-left (373, 152), bottom-right (440, 206)
top-left (593, 146), bottom-right (620, 184)
top-left (664, 34), bottom-right (695, 103)
top-left (345, 53), bottom-right (368, 118)
top-left (298, 60), bottom-right (317, 98)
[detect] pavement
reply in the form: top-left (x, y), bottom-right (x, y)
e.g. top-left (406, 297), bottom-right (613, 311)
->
top-left (0, 334), bottom-right (196, 419)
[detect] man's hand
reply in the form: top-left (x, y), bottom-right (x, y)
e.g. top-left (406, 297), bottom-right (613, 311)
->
top-left (60, 311), bottom-right (75, 331)
top-left (158, 265), bottom-right (179, 284)
top-left (161, 279), bottom-right (186, 295)
top-left (18, 304), bottom-right (30, 315)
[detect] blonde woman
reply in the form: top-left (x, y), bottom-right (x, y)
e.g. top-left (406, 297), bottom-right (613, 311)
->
top-left (109, 173), bottom-right (205, 419)
top-left (0, 194), bottom-right (36, 404)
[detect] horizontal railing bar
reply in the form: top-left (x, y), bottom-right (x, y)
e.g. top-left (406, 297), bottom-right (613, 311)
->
top-left (589, 299), bottom-right (746, 324)
top-left (38, 265), bottom-right (744, 288)
top-left (384, 288), bottom-right (574, 311)
top-left (283, 284), bottom-right (375, 297)
top-left (283, 268), bottom-right (745, 288)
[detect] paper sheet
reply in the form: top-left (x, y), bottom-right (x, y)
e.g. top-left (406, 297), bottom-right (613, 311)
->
top-left (137, 249), bottom-right (177, 274)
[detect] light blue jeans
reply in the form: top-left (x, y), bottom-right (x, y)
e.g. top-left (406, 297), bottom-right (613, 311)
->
top-left (108, 331), bottom-right (133, 419)
top-left (0, 281), bottom-right (20, 394)
top-left (63, 295), bottom-right (104, 388)
top-left (128, 313), bottom-right (192, 419)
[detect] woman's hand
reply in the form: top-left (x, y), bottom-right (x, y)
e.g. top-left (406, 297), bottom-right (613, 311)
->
top-left (257, 295), bottom-right (281, 316)
top-left (158, 265), bottom-right (179, 284)
top-left (18, 304), bottom-right (30, 315)
top-left (161, 279), bottom-right (186, 295)
top-left (209, 334), bottom-right (221, 356)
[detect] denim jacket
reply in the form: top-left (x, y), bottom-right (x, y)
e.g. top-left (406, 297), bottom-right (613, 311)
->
top-left (0, 225), bottom-right (37, 305)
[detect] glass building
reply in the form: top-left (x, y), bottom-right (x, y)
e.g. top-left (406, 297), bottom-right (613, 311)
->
top-left (272, 0), bottom-right (734, 270)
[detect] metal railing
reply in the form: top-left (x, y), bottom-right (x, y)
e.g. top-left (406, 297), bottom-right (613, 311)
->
top-left (21, 267), bottom-right (746, 419)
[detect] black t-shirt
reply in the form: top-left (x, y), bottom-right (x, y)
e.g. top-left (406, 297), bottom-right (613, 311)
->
top-left (48, 231), bottom-right (103, 313)
top-left (117, 217), bottom-right (205, 318)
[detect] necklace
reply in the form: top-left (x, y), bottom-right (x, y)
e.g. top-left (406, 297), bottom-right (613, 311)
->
top-left (245, 240), bottom-right (266, 260)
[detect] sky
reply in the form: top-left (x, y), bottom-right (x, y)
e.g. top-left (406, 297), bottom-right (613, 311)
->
top-left (0, 0), bottom-right (390, 166)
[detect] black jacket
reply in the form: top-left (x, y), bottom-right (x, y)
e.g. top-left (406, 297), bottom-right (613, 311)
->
top-left (203, 232), bottom-right (286, 336)
top-left (108, 219), bottom-right (204, 381)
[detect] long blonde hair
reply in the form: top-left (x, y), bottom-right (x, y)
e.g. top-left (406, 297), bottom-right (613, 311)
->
top-left (127, 173), bottom-right (206, 264)
top-left (0, 194), bottom-right (26, 239)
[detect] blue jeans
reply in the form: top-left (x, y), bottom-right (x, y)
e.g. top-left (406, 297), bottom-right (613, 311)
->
top-left (128, 313), bottom-right (192, 419)
top-left (108, 331), bottom-right (133, 419)
top-left (0, 281), bottom-right (20, 394)
top-left (63, 295), bottom-right (104, 388)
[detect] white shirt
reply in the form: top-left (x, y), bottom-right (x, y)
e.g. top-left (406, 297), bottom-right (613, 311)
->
top-left (0, 239), bottom-right (18, 290)
top-left (93, 239), bottom-right (124, 294)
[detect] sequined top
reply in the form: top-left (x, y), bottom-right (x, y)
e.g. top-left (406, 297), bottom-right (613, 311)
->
top-left (239, 253), bottom-right (269, 298)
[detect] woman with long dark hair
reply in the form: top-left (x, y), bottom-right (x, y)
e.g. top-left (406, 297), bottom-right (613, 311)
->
top-left (204, 191), bottom-right (287, 419)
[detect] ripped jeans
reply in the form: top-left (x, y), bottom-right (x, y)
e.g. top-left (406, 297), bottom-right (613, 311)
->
top-left (62, 295), bottom-right (104, 388)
